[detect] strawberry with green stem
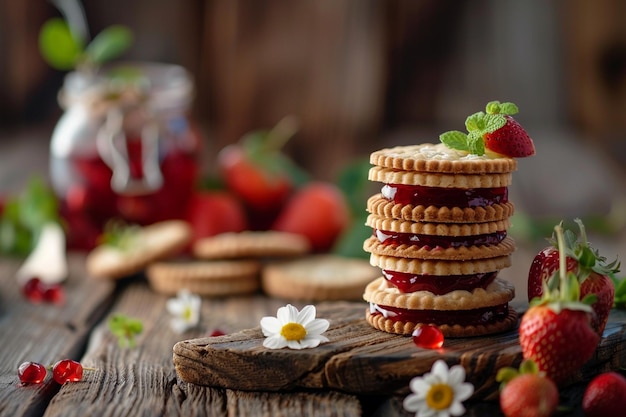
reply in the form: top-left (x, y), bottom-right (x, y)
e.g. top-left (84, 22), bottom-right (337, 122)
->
top-left (528, 218), bottom-right (619, 335)
top-left (519, 224), bottom-right (600, 386)
top-left (496, 359), bottom-right (559, 417)
top-left (440, 101), bottom-right (535, 158)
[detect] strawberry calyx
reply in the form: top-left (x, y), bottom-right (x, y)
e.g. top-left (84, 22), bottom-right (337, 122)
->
top-left (546, 218), bottom-right (620, 284)
top-left (240, 115), bottom-right (304, 183)
top-left (439, 100), bottom-right (518, 156)
top-left (531, 224), bottom-right (596, 314)
top-left (496, 359), bottom-right (543, 391)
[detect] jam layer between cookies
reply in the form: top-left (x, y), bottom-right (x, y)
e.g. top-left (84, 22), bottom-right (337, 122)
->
top-left (381, 184), bottom-right (508, 208)
top-left (369, 302), bottom-right (510, 327)
top-left (373, 229), bottom-right (507, 248)
top-left (382, 269), bottom-right (497, 294)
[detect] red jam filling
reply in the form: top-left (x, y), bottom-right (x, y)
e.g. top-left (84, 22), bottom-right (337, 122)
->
top-left (382, 270), bottom-right (497, 294)
top-left (373, 229), bottom-right (506, 249)
top-left (381, 184), bottom-right (508, 207)
top-left (370, 302), bottom-right (509, 326)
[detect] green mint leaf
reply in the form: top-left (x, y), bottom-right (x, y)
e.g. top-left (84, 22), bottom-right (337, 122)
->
top-left (467, 131), bottom-right (485, 155)
top-left (519, 359), bottom-right (539, 375)
top-left (486, 101), bottom-right (501, 114)
top-left (484, 114), bottom-right (507, 134)
top-left (439, 131), bottom-right (469, 151)
top-left (85, 25), bottom-right (133, 65)
top-left (108, 314), bottom-right (143, 348)
top-left (39, 18), bottom-right (83, 70)
top-left (465, 112), bottom-right (486, 131)
top-left (499, 102), bottom-right (519, 115)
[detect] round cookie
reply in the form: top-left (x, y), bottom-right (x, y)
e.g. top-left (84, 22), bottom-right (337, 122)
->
top-left (369, 143), bottom-right (517, 174)
top-left (366, 194), bottom-right (515, 223)
top-left (366, 214), bottom-right (509, 236)
top-left (369, 253), bottom-right (512, 276)
top-left (363, 235), bottom-right (516, 261)
top-left (261, 255), bottom-right (380, 301)
top-left (368, 166), bottom-right (513, 188)
top-left (193, 231), bottom-right (311, 260)
top-left (86, 220), bottom-right (192, 280)
top-left (363, 277), bottom-right (518, 337)
top-left (146, 260), bottom-right (261, 296)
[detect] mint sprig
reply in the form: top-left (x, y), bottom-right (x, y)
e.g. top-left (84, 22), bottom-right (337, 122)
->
top-left (439, 100), bottom-right (518, 155)
top-left (108, 314), bottom-right (143, 348)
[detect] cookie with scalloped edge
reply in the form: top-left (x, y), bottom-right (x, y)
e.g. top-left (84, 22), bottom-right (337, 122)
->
top-left (369, 253), bottom-right (511, 275)
top-left (366, 194), bottom-right (515, 223)
top-left (370, 143), bottom-right (517, 174)
top-left (365, 304), bottom-right (518, 337)
top-left (363, 235), bottom-right (516, 261)
top-left (146, 260), bottom-right (261, 296)
top-left (368, 166), bottom-right (513, 188)
top-left (366, 214), bottom-right (509, 236)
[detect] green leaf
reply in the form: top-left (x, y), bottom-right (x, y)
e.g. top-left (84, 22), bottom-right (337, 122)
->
top-left (484, 114), bottom-right (507, 134)
top-left (467, 131), bottom-right (485, 155)
top-left (84, 25), bottom-right (133, 65)
top-left (499, 102), bottom-right (519, 115)
top-left (439, 131), bottom-right (469, 151)
top-left (39, 18), bottom-right (83, 70)
top-left (108, 314), bottom-right (143, 348)
top-left (519, 359), bottom-right (539, 375)
top-left (465, 112), bottom-right (485, 132)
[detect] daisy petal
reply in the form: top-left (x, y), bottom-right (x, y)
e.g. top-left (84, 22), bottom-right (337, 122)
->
top-left (297, 305), bottom-right (316, 324)
top-left (305, 318), bottom-right (330, 335)
top-left (263, 335), bottom-right (286, 349)
top-left (260, 317), bottom-right (281, 335)
top-left (431, 360), bottom-right (449, 382)
top-left (448, 365), bottom-right (466, 387)
top-left (455, 382), bottom-right (474, 402)
top-left (448, 401), bottom-right (466, 416)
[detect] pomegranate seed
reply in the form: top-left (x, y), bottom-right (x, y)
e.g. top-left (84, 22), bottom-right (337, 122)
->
top-left (18, 361), bottom-right (47, 384)
top-left (52, 359), bottom-right (83, 384)
top-left (209, 329), bottom-right (226, 337)
top-left (412, 324), bottom-right (444, 349)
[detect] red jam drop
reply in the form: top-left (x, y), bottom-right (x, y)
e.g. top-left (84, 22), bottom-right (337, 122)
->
top-left (381, 184), bottom-right (508, 208)
top-left (209, 329), bottom-right (226, 337)
top-left (52, 359), bottom-right (83, 384)
top-left (374, 229), bottom-right (506, 249)
top-left (412, 324), bottom-right (444, 349)
top-left (382, 270), bottom-right (497, 294)
top-left (18, 361), bottom-right (47, 385)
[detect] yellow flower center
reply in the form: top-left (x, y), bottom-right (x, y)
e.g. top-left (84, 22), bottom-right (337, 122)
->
top-left (280, 322), bottom-right (307, 341)
top-left (183, 306), bottom-right (193, 321)
top-left (425, 383), bottom-right (454, 411)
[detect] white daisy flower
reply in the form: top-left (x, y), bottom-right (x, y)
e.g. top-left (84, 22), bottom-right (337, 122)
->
top-left (166, 289), bottom-right (201, 334)
top-left (260, 304), bottom-right (330, 350)
top-left (403, 359), bottom-right (474, 417)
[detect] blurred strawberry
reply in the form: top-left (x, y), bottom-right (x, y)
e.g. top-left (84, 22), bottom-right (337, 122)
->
top-left (583, 372), bottom-right (626, 417)
top-left (272, 181), bottom-right (350, 252)
top-left (185, 191), bottom-right (247, 243)
top-left (218, 117), bottom-right (307, 228)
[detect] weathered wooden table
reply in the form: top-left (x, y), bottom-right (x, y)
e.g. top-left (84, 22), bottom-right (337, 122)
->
top-left (1, 254), bottom-right (624, 416)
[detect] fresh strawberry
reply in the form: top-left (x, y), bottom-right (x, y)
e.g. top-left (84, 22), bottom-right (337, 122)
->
top-left (527, 219), bottom-right (619, 335)
top-left (582, 371), bottom-right (626, 417)
top-left (218, 117), bottom-right (305, 227)
top-left (497, 360), bottom-right (559, 417)
top-left (185, 191), bottom-right (247, 243)
top-left (439, 100), bottom-right (535, 158)
top-left (519, 224), bottom-right (601, 386)
top-left (271, 181), bottom-right (350, 252)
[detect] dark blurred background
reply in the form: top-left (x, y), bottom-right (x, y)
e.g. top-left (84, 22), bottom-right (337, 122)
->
top-left (1, 0), bottom-right (626, 224)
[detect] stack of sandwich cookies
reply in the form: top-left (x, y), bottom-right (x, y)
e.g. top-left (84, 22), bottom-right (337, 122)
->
top-left (362, 101), bottom-right (536, 338)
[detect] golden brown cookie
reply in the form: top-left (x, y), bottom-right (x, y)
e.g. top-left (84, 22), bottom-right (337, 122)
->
top-left (146, 260), bottom-right (261, 296)
top-left (261, 255), bottom-right (380, 301)
top-left (365, 305), bottom-right (518, 337)
top-left (363, 235), bottom-right (516, 261)
top-left (370, 143), bottom-right (517, 174)
top-left (366, 194), bottom-right (515, 223)
top-left (365, 214), bottom-right (509, 236)
top-left (192, 231), bottom-right (311, 260)
top-left (369, 253), bottom-right (512, 275)
top-left (363, 276), bottom-right (515, 310)
top-left (86, 220), bottom-right (192, 280)
top-left (368, 166), bottom-right (513, 188)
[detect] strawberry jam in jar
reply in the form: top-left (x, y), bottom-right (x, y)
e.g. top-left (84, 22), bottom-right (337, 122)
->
top-left (50, 63), bottom-right (201, 250)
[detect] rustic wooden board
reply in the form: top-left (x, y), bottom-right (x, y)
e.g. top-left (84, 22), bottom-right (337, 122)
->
top-left (173, 302), bottom-right (626, 401)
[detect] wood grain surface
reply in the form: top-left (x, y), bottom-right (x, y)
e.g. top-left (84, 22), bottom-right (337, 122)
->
top-left (174, 302), bottom-right (626, 402)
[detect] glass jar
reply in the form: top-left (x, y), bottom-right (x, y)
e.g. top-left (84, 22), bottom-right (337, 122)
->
top-left (50, 62), bottom-right (201, 250)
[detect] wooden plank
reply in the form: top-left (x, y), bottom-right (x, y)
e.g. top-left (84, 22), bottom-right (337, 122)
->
top-left (0, 254), bottom-right (115, 417)
top-left (173, 302), bottom-right (626, 401)
top-left (43, 281), bottom-right (361, 417)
